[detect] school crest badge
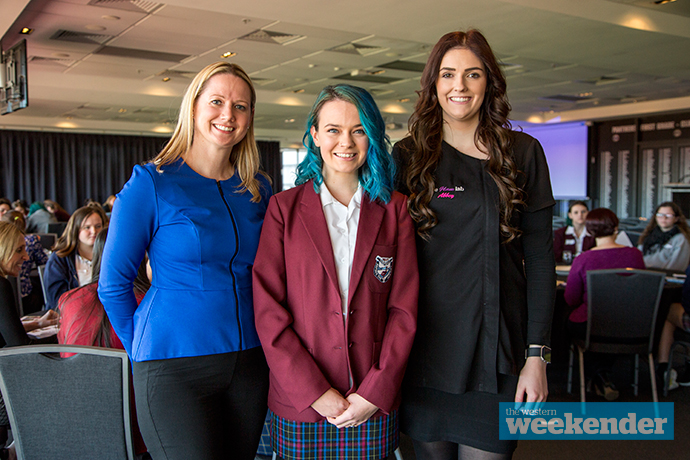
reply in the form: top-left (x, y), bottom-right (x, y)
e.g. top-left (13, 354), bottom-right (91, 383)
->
top-left (374, 255), bottom-right (393, 283)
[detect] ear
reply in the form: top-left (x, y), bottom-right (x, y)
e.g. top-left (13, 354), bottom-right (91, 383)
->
top-left (311, 125), bottom-right (320, 147)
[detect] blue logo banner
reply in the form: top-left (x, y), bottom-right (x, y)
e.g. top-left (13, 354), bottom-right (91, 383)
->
top-left (499, 402), bottom-right (674, 440)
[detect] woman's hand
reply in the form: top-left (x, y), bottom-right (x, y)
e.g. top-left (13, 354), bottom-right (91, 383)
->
top-left (515, 356), bottom-right (548, 407)
top-left (311, 388), bottom-right (349, 418)
top-left (327, 393), bottom-right (379, 429)
top-left (21, 310), bottom-right (59, 332)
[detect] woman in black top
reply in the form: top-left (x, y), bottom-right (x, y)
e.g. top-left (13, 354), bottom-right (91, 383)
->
top-left (393, 30), bottom-right (555, 459)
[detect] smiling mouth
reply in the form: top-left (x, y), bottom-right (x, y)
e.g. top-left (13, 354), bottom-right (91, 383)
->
top-left (334, 152), bottom-right (357, 159)
top-left (213, 124), bottom-right (236, 132)
top-left (449, 96), bottom-right (471, 103)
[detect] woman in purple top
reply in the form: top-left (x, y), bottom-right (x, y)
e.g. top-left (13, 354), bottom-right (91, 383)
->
top-left (564, 208), bottom-right (645, 399)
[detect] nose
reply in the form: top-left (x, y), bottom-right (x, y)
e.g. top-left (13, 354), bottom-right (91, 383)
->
top-left (21, 250), bottom-right (29, 261)
top-left (454, 75), bottom-right (467, 92)
top-left (339, 133), bottom-right (354, 147)
top-left (221, 104), bottom-right (235, 122)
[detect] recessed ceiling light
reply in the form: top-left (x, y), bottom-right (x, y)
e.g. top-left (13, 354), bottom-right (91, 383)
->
top-left (221, 52), bottom-right (236, 58)
top-left (397, 98), bottom-right (410, 103)
top-left (162, 77), bottom-right (171, 82)
top-left (102, 15), bottom-right (121, 20)
top-left (20, 28), bottom-right (33, 35)
top-left (285, 118), bottom-right (295, 123)
top-left (85, 25), bottom-right (106, 31)
top-left (52, 52), bottom-right (70, 58)
top-left (293, 89), bottom-right (305, 94)
top-left (654, 0), bottom-right (676, 4)
top-left (118, 108), bottom-right (127, 113)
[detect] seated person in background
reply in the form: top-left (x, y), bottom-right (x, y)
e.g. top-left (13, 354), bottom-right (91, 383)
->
top-left (0, 199), bottom-right (10, 219)
top-left (0, 222), bottom-right (57, 348)
top-left (44, 206), bottom-right (107, 310)
top-left (656, 264), bottom-right (690, 389)
top-left (12, 200), bottom-right (28, 218)
top-left (1, 211), bottom-right (48, 313)
top-left (554, 201), bottom-right (594, 263)
top-left (25, 201), bottom-right (57, 234)
top-left (58, 227), bottom-right (149, 459)
top-left (564, 208), bottom-right (645, 400)
top-left (44, 199), bottom-right (70, 222)
top-left (638, 202), bottom-right (690, 272)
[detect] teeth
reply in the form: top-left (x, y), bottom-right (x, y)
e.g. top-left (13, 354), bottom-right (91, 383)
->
top-left (214, 124), bottom-right (235, 132)
top-left (450, 97), bottom-right (470, 102)
top-left (335, 153), bottom-right (356, 158)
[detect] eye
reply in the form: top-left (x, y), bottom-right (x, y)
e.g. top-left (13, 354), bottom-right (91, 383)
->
top-left (353, 128), bottom-right (366, 135)
top-left (326, 128), bottom-right (339, 134)
top-left (467, 72), bottom-right (482, 79)
top-left (440, 72), bottom-right (453, 78)
top-left (210, 99), bottom-right (223, 105)
top-left (234, 104), bottom-right (247, 111)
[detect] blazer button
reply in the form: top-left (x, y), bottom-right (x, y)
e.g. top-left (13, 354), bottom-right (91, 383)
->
top-left (348, 343), bottom-right (353, 348)
top-left (333, 346), bottom-right (342, 350)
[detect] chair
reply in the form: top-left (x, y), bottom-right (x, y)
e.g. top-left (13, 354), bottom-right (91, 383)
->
top-left (567, 269), bottom-right (665, 402)
top-left (664, 328), bottom-right (690, 396)
top-left (35, 233), bottom-right (57, 250)
top-left (0, 345), bottom-right (135, 460)
top-left (46, 222), bottom-right (67, 236)
top-left (37, 265), bottom-right (48, 306)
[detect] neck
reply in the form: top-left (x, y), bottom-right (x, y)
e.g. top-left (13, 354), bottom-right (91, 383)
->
top-left (442, 121), bottom-right (487, 159)
top-left (322, 172), bottom-right (359, 206)
top-left (184, 142), bottom-right (235, 181)
top-left (594, 235), bottom-right (619, 249)
top-left (572, 223), bottom-right (585, 236)
top-left (78, 244), bottom-right (93, 261)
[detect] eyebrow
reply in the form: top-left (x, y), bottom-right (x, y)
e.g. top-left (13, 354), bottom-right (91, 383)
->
top-left (439, 66), bottom-right (484, 73)
top-left (323, 123), bottom-right (364, 128)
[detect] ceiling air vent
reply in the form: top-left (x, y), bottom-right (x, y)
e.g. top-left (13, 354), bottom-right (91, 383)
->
top-left (377, 61), bottom-right (425, 73)
top-left (28, 56), bottom-right (75, 67)
top-left (540, 95), bottom-right (595, 103)
top-left (95, 46), bottom-right (188, 62)
top-left (87, 0), bottom-right (163, 13)
top-left (328, 43), bottom-right (386, 56)
top-left (577, 76), bottom-right (627, 86)
top-left (239, 30), bottom-right (305, 45)
top-left (50, 30), bottom-right (112, 45)
top-left (332, 73), bottom-right (400, 84)
top-left (157, 69), bottom-right (199, 80)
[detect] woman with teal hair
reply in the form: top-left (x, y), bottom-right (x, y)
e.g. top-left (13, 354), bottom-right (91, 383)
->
top-left (253, 84), bottom-right (418, 460)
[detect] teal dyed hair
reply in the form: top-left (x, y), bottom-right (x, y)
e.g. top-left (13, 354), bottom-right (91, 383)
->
top-left (296, 84), bottom-right (395, 203)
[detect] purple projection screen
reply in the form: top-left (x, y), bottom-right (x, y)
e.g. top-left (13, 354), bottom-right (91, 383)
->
top-left (519, 122), bottom-right (589, 199)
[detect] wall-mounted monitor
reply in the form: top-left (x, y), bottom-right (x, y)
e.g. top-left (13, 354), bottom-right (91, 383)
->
top-left (1, 39), bottom-right (28, 115)
top-left (518, 121), bottom-right (589, 200)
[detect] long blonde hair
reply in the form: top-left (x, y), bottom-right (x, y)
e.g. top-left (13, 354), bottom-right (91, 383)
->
top-left (153, 62), bottom-right (267, 202)
top-left (0, 221), bottom-right (24, 277)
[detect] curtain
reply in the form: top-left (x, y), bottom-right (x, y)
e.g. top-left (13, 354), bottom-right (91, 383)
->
top-left (0, 130), bottom-right (281, 212)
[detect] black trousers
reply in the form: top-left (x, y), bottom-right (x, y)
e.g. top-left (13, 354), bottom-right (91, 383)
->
top-left (133, 347), bottom-right (269, 460)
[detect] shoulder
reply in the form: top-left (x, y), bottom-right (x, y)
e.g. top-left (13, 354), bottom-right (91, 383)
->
top-left (554, 226), bottom-right (567, 237)
top-left (670, 232), bottom-right (689, 245)
top-left (393, 136), bottom-right (415, 153)
top-left (510, 131), bottom-right (545, 164)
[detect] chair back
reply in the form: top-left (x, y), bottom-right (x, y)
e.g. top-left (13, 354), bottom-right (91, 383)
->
top-left (35, 233), bottom-right (57, 250)
top-left (585, 269), bottom-right (665, 354)
top-left (46, 222), bottom-right (67, 236)
top-left (37, 265), bottom-right (48, 305)
top-left (0, 345), bottom-right (135, 460)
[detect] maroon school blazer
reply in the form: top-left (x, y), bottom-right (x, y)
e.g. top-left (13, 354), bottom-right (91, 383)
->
top-left (252, 181), bottom-right (418, 423)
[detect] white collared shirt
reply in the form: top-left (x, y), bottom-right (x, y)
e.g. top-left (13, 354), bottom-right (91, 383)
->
top-left (75, 253), bottom-right (93, 287)
top-left (565, 226), bottom-right (591, 256)
top-left (319, 184), bottom-right (362, 320)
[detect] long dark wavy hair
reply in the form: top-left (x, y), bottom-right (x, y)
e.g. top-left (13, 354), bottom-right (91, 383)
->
top-left (403, 30), bottom-right (523, 240)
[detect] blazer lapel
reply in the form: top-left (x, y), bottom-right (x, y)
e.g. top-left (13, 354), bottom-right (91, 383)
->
top-left (348, 195), bottom-right (384, 306)
top-left (297, 183), bottom-right (340, 294)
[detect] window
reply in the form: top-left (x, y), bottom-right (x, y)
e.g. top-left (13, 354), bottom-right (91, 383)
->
top-left (281, 148), bottom-right (308, 190)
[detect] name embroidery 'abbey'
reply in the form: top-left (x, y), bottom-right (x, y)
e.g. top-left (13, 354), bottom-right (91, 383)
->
top-left (435, 185), bottom-right (465, 199)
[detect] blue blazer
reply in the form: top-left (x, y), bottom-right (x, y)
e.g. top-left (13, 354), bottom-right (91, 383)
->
top-left (44, 251), bottom-right (78, 310)
top-left (98, 160), bottom-right (272, 362)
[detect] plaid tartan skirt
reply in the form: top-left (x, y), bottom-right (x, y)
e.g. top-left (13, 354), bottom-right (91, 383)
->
top-left (270, 409), bottom-right (398, 460)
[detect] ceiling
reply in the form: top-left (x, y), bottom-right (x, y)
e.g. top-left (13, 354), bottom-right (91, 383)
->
top-left (1, 0), bottom-right (690, 147)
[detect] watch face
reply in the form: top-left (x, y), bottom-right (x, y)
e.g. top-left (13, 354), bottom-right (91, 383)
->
top-left (542, 348), bottom-right (552, 363)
